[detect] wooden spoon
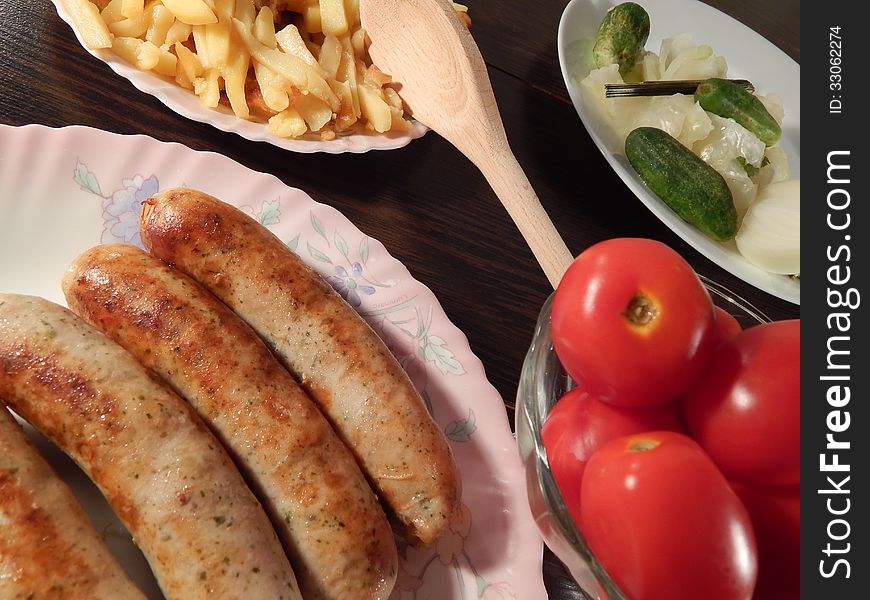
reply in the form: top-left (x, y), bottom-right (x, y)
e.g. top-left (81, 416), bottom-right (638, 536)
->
top-left (360, 0), bottom-right (574, 288)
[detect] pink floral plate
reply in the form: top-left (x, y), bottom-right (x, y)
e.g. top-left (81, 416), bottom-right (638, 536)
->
top-left (0, 124), bottom-right (546, 599)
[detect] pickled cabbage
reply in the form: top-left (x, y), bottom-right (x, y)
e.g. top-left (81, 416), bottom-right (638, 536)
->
top-left (659, 34), bottom-right (727, 80)
top-left (693, 115), bottom-right (766, 217)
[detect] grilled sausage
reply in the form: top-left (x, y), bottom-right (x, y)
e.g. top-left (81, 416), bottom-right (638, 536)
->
top-left (0, 294), bottom-right (301, 600)
top-left (140, 188), bottom-right (461, 545)
top-left (0, 404), bottom-right (145, 599)
top-left (62, 243), bottom-right (398, 600)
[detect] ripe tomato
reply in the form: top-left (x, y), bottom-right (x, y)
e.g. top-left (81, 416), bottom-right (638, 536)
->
top-left (683, 320), bottom-right (800, 486)
top-left (580, 431), bottom-right (758, 600)
top-left (731, 483), bottom-right (799, 600)
top-left (712, 305), bottom-right (743, 342)
top-left (541, 387), bottom-right (683, 525)
top-left (551, 238), bottom-right (716, 407)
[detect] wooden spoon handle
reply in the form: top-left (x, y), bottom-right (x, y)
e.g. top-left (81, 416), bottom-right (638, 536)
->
top-left (476, 149), bottom-right (574, 288)
top-left (359, 0), bottom-right (572, 287)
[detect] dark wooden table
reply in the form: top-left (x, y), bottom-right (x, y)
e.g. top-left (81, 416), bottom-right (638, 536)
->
top-left (0, 1), bottom-right (799, 597)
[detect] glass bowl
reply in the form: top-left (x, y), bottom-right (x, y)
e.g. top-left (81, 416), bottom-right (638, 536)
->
top-left (514, 277), bottom-right (770, 599)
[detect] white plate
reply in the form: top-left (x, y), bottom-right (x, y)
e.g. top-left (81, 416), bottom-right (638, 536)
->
top-left (557, 0), bottom-right (800, 304)
top-left (51, 1), bottom-right (427, 154)
top-left (0, 123), bottom-right (546, 599)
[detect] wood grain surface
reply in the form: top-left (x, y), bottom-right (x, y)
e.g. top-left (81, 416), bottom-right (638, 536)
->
top-left (0, 1), bottom-right (799, 598)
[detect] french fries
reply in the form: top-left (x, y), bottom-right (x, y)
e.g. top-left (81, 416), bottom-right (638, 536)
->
top-left (319, 0), bottom-right (348, 37)
top-left (120, 0), bottom-right (144, 19)
top-left (253, 6), bottom-right (278, 48)
top-left (161, 0), bottom-right (217, 25)
top-left (62, 0), bottom-right (471, 139)
top-left (61, 0), bottom-right (113, 49)
top-left (112, 36), bottom-right (161, 70)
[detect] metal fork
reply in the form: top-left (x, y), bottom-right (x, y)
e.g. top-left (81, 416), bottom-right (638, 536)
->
top-left (605, 79), bottom-right (754, 98)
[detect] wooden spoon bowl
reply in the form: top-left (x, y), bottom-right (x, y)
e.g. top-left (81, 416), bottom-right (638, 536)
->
top-left (360, 0), bottom-right (574, 288)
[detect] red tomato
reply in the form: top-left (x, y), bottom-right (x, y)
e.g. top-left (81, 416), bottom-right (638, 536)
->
top-left (580, 431), bottom-right (758, 600)
top-left (541, 387), bottom-right (683, 525)
top-left (551, 238), bottom-right (716, 407)
top-left (731, 483), bottom-right (799, 600)
top-left (683, 320), bottom-right (800, 486)
top-left (712, 305), bottom-right (743, 342)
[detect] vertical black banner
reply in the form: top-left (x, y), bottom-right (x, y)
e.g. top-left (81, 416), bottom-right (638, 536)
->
top-left (803, 2), bottom-right (869, 597)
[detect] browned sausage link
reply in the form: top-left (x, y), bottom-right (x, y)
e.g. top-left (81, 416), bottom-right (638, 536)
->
top-left (0, 294), bottom-right (301, 600)
top-left (0, 405), bottom-right (145, 600)
top-left (62, 243), bottom-right (398, 600)
top-left (140, 188), bottom-right (461, 545)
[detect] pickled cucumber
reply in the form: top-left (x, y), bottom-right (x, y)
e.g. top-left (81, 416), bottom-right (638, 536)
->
top-left (625, 127), bottom-right (738, 241)
top-left (694, 78), bottom-right (782, 146)
top-left (592, 2), bottom-right (651, 77)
